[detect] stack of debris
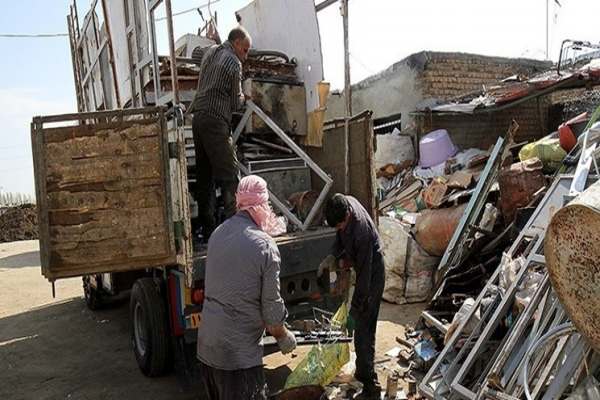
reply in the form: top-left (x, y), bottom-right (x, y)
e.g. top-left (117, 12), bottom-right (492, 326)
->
top-left (0, 204), bottom-right (38, 243)
top-left (379, 104), bottom-right (600, 399)
top-left (376, 124), bottom-right (509, 306)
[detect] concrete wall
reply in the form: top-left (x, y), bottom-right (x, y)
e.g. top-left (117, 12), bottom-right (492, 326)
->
top-left (326, 63), bottom-right (422, 128)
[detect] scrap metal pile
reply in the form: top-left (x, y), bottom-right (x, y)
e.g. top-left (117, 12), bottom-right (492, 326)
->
top-left (375, 105), bottom-right (600, 398)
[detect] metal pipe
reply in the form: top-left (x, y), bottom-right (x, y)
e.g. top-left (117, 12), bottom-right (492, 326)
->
top-left (342, 0), bottom-right (351, 193)
top-left (316, 0), bottom-right (338, 12)
top-left (249, 137), bottom-right (294, 154)
top-left (421, 311), bottom-right (448, 334)
top-left (148, 3), bottom-right (162, 105)
top-left (522, 323), bottom-right (576, 400)
top-left (164, 0), bottom-right (180, 104)
top-left (100, 0), bottom-right (121, 108)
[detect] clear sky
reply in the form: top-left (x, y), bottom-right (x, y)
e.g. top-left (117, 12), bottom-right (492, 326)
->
top-left (1, 0), bottom-right (599, 197)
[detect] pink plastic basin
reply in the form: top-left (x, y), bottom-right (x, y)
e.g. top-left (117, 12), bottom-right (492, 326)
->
top-left (419, 129), bottom-right (458, 168)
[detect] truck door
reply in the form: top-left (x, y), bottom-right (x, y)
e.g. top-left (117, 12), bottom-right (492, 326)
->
top-left (31, 107), bottom-right (190, 281)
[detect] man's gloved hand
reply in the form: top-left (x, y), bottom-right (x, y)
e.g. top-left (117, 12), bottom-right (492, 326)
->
top-left (276, 328), bottom-right (297, 354)
top-left (346, 315), bottom-right (356, 335)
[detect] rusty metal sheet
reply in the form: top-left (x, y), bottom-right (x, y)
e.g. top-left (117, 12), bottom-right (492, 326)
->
top-left (545, 179), bottom-right (600, 351)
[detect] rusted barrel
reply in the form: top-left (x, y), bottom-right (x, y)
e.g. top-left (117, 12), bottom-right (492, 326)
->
top-left (415, 203), bottom-right (467, 257)
top-left (545, 180), bottom-right (600, 351)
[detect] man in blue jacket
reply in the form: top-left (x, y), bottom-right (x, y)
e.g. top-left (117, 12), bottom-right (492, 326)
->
top-left (325, 193), bottom-right (385, 399)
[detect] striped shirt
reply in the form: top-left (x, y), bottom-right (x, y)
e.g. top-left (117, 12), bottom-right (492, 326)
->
top-left (189, 41), bottom-right (244, 125)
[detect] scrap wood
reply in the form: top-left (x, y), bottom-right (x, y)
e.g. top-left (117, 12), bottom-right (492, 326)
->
top-left (379, 180), bottom-right (422, 211)
top-left (395, 336), bottom-right (415, 349)
top-left (376, 159), bottom-right (413, 179)
top-left (467, 153), bottom-right (489, 168)
top-left (422, 178), bottom-right (448, 209)
top-left (446, 170), bottom-right (474, 189)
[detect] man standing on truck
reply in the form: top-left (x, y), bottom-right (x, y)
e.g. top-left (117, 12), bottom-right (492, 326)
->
top-left (196, 175), bottom-right (296, 400)
top-left (325, 193), bottom-right (385, 399)
top-left (189, 27), bottom-right (252, 241)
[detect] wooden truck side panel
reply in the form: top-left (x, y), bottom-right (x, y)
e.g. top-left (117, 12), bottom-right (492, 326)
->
top-left (31, 107), bottom-right (179, 280)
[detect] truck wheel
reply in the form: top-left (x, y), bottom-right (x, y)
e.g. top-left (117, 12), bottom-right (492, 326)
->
top-left (83, 276), bottom-right (102, 310)
top-left (130, 278), bottom-right (171, 377)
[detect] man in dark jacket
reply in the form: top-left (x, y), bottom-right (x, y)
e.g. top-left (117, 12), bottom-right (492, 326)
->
top-left (325, 193), bottom-right (385, 399)
top-left (189, 27), bottom-right (251, 240)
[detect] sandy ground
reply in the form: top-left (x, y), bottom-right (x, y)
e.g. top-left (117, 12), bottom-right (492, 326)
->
top-left (0, 240), bottom-right (424, 400)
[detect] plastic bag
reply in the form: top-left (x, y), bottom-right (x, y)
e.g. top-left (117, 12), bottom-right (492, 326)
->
top-left (284, 303), bottom-right (351, 389)
top-left (519, 136), bottom-right (567, 173)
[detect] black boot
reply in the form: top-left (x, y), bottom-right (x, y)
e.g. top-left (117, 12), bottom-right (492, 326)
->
top-left (353, 383), bottom-right (382, 399)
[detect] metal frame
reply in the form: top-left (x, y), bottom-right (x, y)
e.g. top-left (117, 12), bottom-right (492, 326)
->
top-left (420, 174), bottom-right (596, 400)
top-left (68, 0), bottom-right (122, 111)
top-left (147, 0), bottom-right (181, 107)
top-left (68, 0), bottom-right (157, 111)
top-left (432, 129), bottom-right (510, 299)
top-left (233, 100), bottom-right (333, 230)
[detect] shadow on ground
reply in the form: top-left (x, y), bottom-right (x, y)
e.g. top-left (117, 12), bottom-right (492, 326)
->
top-left (0, 250), bottom-right (40, 269)
top-left (0, 295), bottom-right (297, 400)
top-left (0, 298), bottom-right (194, 400)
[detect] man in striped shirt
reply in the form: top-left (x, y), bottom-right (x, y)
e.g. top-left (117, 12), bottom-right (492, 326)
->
top-left (189, 27), bottom-right (251, 240)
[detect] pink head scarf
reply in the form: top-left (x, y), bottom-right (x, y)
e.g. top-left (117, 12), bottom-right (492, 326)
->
top-left (236, 175), bottom-right (286, 236)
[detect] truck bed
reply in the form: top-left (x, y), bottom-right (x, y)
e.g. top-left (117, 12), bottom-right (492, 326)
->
top-left (191, 227), bottom-right (336, 281)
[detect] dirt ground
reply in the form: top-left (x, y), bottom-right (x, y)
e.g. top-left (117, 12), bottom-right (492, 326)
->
top-left (0, 240), bottom-right (424, 400)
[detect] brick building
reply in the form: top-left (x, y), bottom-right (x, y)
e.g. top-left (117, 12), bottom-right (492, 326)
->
top-left (326, 51), bottom-right (552, 149)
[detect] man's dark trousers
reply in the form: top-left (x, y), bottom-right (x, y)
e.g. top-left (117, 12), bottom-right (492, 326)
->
top-left (353, 252), bottom-right (385, 391)
top-left (192, 112), bottom-right (239, 239)
top-left (198, 360), bottom-right (267, 400)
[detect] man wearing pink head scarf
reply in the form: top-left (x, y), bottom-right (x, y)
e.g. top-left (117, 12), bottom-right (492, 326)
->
top-left (196, 175), bottom-right (295, 400)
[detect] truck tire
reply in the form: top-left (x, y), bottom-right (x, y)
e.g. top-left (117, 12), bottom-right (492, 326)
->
top-left (83, 276), bottom-right (103, 310)
top-left (130, 278), bottom-right (171, 377)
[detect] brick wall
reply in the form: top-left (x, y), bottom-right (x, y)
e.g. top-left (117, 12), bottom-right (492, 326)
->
top-left (325, 51), bottom-right (551, 123)
top-left (414, 96), bottom-right (551, 151)
top-left (418, 52), bottom-right (550, 100)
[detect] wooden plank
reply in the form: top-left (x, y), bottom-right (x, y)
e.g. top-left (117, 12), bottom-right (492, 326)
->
top-left (51, 225), bottom-right (167, 248)
top-left (46, 135), bottom-right (159, 164)
top-left (32, 106), bottom-right (163, 125)
top-left (43, 120), bottom-right (159, 143)
top-left (49, 207), bottom-right (165, 235)
top-left (47, 188), bottom-right (162, 211)
top-left (47, 151), bottom-right (161, 176)
top-left (50, 207), bottom-right (165, 236)
top-left (48, 207), bottom-right (164, 227)
top-left (43, 255), bottom-right (176, 280)
top-left (50, 235), bottom-right (170, 268)
top-left (46, 177), bottom-right (162, 194)
top-left (46, 157), bottom-right (162, 186)
top-left (31, 120), bottom-right (52, 278)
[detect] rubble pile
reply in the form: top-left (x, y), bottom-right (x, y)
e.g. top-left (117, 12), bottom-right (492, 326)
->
top-left (347, 80), bottom-right (600, 398)
top-left (374, 106), bottom-right (600, 399)
top-left (0, 204), bottom-right (38, 243)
